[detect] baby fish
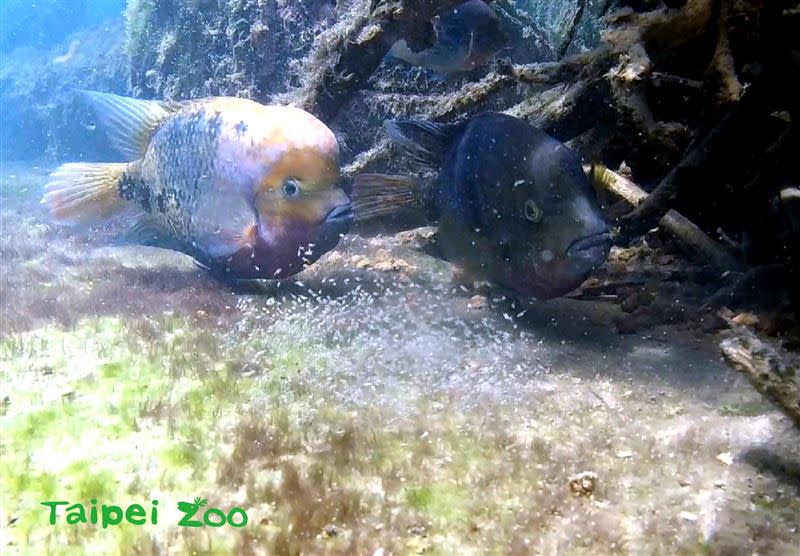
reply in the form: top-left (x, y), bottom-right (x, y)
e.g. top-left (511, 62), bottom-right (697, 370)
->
top-left (353, 113), bottom-right (611, 299)
top-left (387, 0), bottom-right (507, 75)
top-left (42, 91), bottom-right (353, 279)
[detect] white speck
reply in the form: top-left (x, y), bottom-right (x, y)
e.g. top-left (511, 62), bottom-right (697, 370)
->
top-left (273, 268), bottom-right (283, 276)
top-left (541, 249), bottom-right (554, 262)
top-left (716, 452), bottom-right (733, 466)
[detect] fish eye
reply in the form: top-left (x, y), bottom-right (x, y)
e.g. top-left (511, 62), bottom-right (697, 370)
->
top-left (282, 178), bottom-right (301, 199)
top-left (524, 200), bottom-right (543, 223)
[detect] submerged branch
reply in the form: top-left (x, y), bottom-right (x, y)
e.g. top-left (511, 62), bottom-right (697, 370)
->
top-left (721, 331), bottom-right (800, 428)
top-left (591, 164), bottom-right (744, 272)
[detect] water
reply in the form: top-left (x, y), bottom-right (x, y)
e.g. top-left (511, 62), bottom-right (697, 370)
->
top-left (1, 2), bottom-right (799, 555)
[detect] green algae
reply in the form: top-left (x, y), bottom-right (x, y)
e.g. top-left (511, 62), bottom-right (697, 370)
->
top-left (1, 304), bottom-right (799, 554)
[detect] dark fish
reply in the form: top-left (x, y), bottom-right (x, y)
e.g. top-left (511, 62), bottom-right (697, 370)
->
top-left (352, 113), bottom-right (612, 299)
top-left (387, 0), bottom-right (507, 74)
top-left (42, 91), bottom-right (352, 280)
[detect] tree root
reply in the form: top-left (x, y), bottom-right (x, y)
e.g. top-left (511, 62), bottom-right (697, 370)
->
top-left (296, 0), bottom-right (467, 122)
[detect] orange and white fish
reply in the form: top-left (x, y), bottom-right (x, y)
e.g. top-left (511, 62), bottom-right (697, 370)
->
top-left (42, 91), bottom-right (353, 279)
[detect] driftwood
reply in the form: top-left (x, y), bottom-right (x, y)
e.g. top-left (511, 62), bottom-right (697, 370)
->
top-left (659, 210), bottom-right (744, 272)
top-left (343, 55), bottom-right (601, 178)
top-left (721, 331), bottom-right (800, 428)
top-left (590, 164), bottom-right (743, 272)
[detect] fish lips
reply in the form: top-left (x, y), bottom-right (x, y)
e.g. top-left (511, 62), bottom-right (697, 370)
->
top-left (318, 202), bottom-right (354, 246)
top-left (500, 231), bottom-right (612, 299)
top-left (214, 204), bottom-right (353, 280)
top-left (566, 231), bottom-right (612, 263)
top-left (324, 203), bottom-right (354, 226)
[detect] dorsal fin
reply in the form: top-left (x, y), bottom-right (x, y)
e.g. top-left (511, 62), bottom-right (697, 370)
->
top-left (78, 90), bottom-right (184, 160)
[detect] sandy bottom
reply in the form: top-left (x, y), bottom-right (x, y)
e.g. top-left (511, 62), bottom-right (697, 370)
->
top-left (1, 162), bottom-right (798, 555)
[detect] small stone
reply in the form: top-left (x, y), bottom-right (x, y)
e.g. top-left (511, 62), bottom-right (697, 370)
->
top-left (656, 253), bottom-right (676, 265)
top-left (616, 450), bottom-right (633, 459)
top-left (322, 524), bottom-right (340, 538)
top-left (621, 292), bottom-right (641, 313)
top-left (731, 313), bottom-right (759, 328)
top-left (326, 251), bottom-right (344, 264)
top-left (616, 248), bottom-right (634, 262)
top-left (467, 295), bottom-right (489, 310)
top-left (582, 277), bottom-right (602, 288)
top-left (392, 259), bottom-right (415, 272)
top-left (716, 452), bottom-right (734, 466)
top-left (353, 256), bottom-right (371, 269)
top-left (371, 261), bottom-right (393, 272)
top-left (679, 511), bottom-right (698, 522)
top-left (568, 471), bottom-right (598, 496)
top-left (394, 226), bottom-right (438, 249)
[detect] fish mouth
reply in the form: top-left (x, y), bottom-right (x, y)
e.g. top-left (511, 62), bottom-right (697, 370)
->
top-left (324, 203), bottom-right (354, 224)
top-left (566, 231), bottom-right (612, 259)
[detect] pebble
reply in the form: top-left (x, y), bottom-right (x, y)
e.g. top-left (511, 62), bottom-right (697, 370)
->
top-left (467, 295), bottom-right (489, 311)
top-left (568, 471), bottom-right (598, 496)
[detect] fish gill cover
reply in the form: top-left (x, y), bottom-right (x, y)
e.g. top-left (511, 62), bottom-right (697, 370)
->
top-left (1, 0), bottom-right (799, 554)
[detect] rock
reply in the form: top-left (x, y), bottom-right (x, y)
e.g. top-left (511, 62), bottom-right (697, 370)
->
top-left (321, 524), bottom-right (341, 538)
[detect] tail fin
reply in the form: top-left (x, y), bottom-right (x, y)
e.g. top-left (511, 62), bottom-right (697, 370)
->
top-left (352, 173), bottom-right (422, 222)
top-left (77, 90), bottom-right (182, 160)
top-left (42, 162), bottom-right (135, 226)
top-left (386, 119), bottom-right (459, 168)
